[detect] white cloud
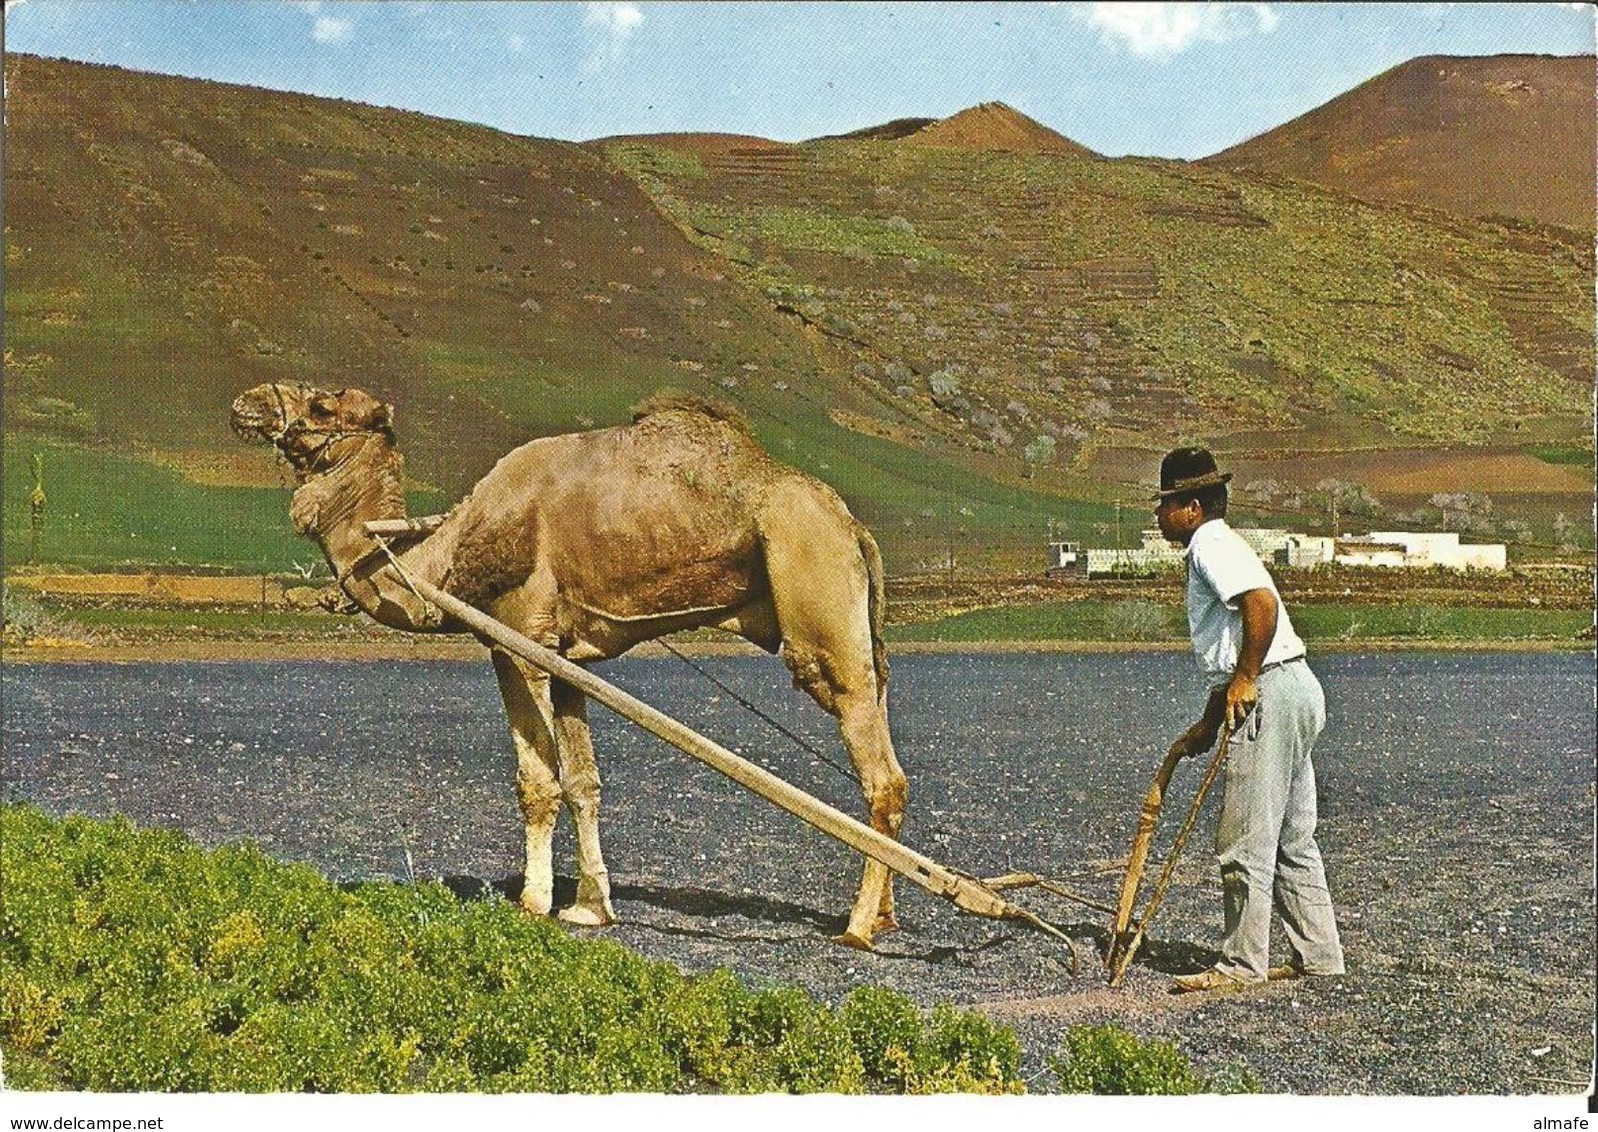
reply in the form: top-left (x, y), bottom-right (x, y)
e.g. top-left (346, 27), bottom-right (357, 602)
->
top-left (583, 2), bottom-right (644, 71)
top-left (1085, 2), bottom-right (1278, 60)
top-left (311, 14), bottom-right (353, 44)
top-left (291, 2), bottom-right (352, 45)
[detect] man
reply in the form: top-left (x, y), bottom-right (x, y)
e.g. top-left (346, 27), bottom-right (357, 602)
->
top-left (1154, 446), bottom-right (1345, 993)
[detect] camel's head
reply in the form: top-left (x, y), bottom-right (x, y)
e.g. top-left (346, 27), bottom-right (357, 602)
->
top-left (230, 383), bottom-right (394, 471)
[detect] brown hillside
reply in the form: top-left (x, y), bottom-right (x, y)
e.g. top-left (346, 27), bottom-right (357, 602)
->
top-left (814, 117), bottom-right (937, 142)
top-left (585, 131), bottom-right (795, 157)
top-left (907, 102), bottom-right (1098, 158)
top-left (0, 55), bottom-right (834, 497)
top-left (1204, 54), bottom-right (1596, 230)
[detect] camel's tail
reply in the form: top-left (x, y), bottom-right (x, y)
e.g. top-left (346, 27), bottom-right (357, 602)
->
top-left (857, 525), bottom-right (890, 706)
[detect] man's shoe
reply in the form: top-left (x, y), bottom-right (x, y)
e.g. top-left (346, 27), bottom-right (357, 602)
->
top-left (1170, 968), bottom-right (1254, 994)
top-left (1266, 963), bottom-right (1302, 981)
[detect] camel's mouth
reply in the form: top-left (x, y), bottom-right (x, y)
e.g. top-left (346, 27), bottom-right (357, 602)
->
top-left (229, 412), bottom-right (276, 443)
top-left (229, 393), bottom-right (284, 444)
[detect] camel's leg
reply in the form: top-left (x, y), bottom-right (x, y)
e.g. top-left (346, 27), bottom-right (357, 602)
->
top-left (550, 681), bottom-right (616, 927)
top-left (761, 492), bottom-right (905, 950)
top-left (491, 649), bottom-right (563, 916)
top-left (827, 682), bottom-right (905, 949)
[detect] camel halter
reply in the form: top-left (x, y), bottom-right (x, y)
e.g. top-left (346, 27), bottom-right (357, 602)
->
top-left (264, 384), bottom-right (377, 474)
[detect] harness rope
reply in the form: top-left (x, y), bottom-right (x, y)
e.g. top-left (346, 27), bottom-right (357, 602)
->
top-left (654, 637), bottom-right (860, 785)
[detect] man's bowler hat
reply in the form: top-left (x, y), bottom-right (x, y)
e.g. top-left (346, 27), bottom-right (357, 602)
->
top-left (1153, 446), bottom-right (1232, 499)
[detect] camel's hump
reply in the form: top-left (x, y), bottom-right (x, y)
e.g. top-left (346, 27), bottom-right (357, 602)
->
top-left (630, 390), bottom-right (752, 434)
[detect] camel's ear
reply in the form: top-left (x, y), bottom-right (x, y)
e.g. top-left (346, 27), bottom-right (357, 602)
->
top-left (359, 400), bottom-right (394, 433)
top-left (336, 389), bottom-right (393, 432)
top-left (306, 390), bottom-right (338, 421)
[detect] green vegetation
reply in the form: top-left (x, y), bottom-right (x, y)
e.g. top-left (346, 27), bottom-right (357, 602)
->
top-left (1050, 1025), bottom-right (1257, 1094)
top-left (0, 805), bottom-right (1032, 1093)
top-left (1524, 444), bottom-right (1595, 468)
top-left (2, 436), bottom-right (449, 572)
top-left (886, 600), bottom-right (1590, 645)
top-left (887, 599), bottom-right (1180, 644)
top-left (3, 437), bottom-right (300, 572)
top-left (727, 205), bottom-right (967, 268)
top-left (1291, 603), bottom-right (1591, 643)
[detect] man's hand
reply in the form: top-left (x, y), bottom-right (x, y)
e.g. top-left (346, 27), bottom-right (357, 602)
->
top-left (1225, 673), bottom-right (1258, 734)
top-left (1169, 719), bottom-right (1218, 760)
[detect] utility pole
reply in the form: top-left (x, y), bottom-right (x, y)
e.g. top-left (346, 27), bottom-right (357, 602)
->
top-left (29, 454), bottom-right (46, 565)
top-left (1114, 500), bottom-right (1123, 548)
top-left (945, 493), bottom-right (955, 581)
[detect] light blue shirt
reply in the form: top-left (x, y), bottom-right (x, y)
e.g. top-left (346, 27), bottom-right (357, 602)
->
top-left (1184, 518), bottom-right (1306, 680)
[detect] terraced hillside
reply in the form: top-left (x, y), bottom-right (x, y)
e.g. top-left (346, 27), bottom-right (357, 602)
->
top-left (5, 56), bottom-right (1099, 571)
top-left (601, 107), bottom-right (1592, 453)
top-left (3, 55), bottom-right (1592, 573)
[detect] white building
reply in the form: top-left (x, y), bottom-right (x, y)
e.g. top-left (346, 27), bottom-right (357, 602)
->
top-left (1238, 528), bottom-right (1293, 560)
top-left (1084, 529), bottom-right (1185, 577)
top-left (1281, 534), bottom-right (1336, 568)
top-left (1052, 526), bottom-right (1506, 576)
top-left (1336, 531), bottom-right (1506, 572)
top-left (1046, 540), bottom-right (1083, 573)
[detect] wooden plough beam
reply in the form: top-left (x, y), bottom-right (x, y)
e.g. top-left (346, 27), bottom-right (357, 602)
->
top-left (373, 548), bottom-right (1080, 971)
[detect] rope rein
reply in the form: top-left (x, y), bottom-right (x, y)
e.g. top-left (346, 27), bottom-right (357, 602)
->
top-left (654, 637), bottom-right (860, 785)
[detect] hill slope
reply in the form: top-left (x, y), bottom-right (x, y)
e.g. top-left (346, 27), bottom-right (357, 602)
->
top-left (4, 56), bottom-right (1593, 572)
top-left (607, 108), bottom-right (1590, 451)
top-left (904, 102), bottom-right (1098, 157)
top-left (1203, 54), bottom-right (1596, 231)
top-left (3, 57), bottom-right (1097, 571)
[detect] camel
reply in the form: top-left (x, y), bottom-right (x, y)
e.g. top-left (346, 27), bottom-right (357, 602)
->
top-left (230, 383), bottom-right (906, 948)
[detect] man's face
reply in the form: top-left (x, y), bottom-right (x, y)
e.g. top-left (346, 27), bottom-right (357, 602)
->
top-left (1155, 495), bottom-right (1203, 546)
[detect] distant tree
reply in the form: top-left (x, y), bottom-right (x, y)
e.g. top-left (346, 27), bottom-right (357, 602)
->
top-left (928, 368), bottom-right (962, 399)
top-left (1553, 511), bottom-right (1577, 552)
top-left (1023, 434), bottom-right (1057, 478)
top-left (1429, 491), bottom-right (1494, 534)
top-left (1315, 478), bottom-right (1382, 520)
top-left (28, 454), bottom-right (45, 565)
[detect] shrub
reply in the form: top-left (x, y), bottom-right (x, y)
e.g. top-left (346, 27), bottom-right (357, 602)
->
top-left (1050, 1025), bottom-right (1258, 1094)
top-left (838, 988), bottom-right (1021, 1094)
top-left (1100, 599), bottom-right (1174, 640)
top-left (0, 805), bottom-right (1022, 1095)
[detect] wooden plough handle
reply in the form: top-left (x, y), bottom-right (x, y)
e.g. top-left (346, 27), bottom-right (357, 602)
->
top-left (1105, 728), bottom-right (1233, 987)
top-left (1105, 746), bottom-right (1184, 973)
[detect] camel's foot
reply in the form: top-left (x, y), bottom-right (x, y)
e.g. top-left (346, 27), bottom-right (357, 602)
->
top-left (871, 911), bottom-right (900, 936)
top-left (831, 930), bottom-right (875, 951)
top-left (557, 903), bottom-right (616, 927)
top-left (519, 892), bottom-right (553, 917)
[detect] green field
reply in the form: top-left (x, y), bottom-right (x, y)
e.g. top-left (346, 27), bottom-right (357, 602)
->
top-left (884, 600), bottom-right (1591, 645)
top-left (3, 435), bottom-right (451, 573)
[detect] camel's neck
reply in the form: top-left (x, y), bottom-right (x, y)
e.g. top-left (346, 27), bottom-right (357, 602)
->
top-left (290, 436), bottom-right (444, 631)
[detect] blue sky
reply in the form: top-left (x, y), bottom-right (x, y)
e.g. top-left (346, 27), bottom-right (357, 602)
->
top-left (4, 2), bottom-right (1593, 157)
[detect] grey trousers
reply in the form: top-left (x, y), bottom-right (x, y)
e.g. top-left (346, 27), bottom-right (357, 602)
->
top-left (1213, 659), bottom-right (1346, 980)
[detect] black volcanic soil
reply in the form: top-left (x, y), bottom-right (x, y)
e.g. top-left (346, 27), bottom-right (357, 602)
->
top-left (4, 650), bottom-right (1592, 1095)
